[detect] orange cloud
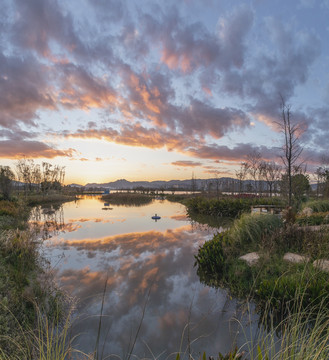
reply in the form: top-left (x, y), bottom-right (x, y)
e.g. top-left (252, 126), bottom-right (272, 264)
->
top-left (0, 140), bottom-right (77, 159)
top-left (161, 49), bottom-right (192, 73)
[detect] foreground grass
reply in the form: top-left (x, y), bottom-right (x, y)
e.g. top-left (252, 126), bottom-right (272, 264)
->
top-left (1, 289), bottom-right (328, 360)
top-left (245, 295), bottom-right (329, 360)
top-left (0, 195), bottom-right (75, 358)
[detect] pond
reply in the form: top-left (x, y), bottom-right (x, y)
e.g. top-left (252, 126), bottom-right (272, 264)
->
top-left (31, 196), bottom-right (259, 359)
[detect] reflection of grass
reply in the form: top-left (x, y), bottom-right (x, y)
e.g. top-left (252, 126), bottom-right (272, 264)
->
top-left (102, 192), bottom-right (153, 206)
top-left (188, 211), bottom-right (232, 229)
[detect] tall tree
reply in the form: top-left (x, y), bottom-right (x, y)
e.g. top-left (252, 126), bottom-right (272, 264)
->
top-left (276, 98), bottom-right (304, 206)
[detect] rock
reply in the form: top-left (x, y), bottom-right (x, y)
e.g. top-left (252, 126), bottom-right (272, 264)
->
top-left (283, 252), bottom-right (309, 264)
top-left (239, 252), bottom-right (260, 266)
top-left (313, 259), bottom-right (329, 273)
top-left (301, 207), bottom-right (313, 216)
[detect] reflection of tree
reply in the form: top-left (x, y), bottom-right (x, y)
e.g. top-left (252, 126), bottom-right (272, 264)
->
top-left (29, 204), bottom-right (65, 239)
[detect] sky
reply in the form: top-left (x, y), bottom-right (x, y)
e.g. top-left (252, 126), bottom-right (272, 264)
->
top-left (1, 0), bottom-right (329, 185)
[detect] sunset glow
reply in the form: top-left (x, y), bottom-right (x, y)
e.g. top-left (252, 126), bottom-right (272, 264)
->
top-left (1, 0), bottom-right (328, 184)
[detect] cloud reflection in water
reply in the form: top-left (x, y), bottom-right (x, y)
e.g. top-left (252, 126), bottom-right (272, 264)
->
top-left (46, 225), bottom-right (251, 358)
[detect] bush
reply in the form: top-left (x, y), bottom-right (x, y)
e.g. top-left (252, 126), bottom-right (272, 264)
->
top-left (256, 268), bottom-right (329, 311)
top-left (296, 212), bottom-right (329, 226)
top-left (0, 200), bottom-right (20, 217)
top-left (194, 233), bottom-right (226, 287)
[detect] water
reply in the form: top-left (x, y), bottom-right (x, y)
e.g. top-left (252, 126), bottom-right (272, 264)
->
top-left (32, 196), bottom-right (259, 359)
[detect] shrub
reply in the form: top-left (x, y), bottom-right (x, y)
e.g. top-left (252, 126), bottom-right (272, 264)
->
top-left (194, 233), bottom-right (226, 287)
top-left (256, 268), bottom-right (329, 311)
top-left (302, 199), bottom-right (329, 213)
top-left (296, 212), bottom-right (329, 226)
top-left (0, 200), bottom-right (20, 217)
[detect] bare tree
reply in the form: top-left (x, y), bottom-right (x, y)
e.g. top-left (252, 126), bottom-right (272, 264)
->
top-left (246, 151), bottom-right (261, 194)
top-left (16, 158), bottom-right (36, 194)
top-left (276, 98), bottom-right (304, 206)
top-left (235, 162), bottom-right (248, 195)
top-left (259, 161), bottom-right (282, 197)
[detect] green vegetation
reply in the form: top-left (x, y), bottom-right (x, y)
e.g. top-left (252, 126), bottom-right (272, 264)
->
top-left (0, 161), bottom-right (77, 358)
top-left (0, 229), bottom-right (67, 358)
top-left (229, 213), bottom-right (283, 251)
top-left (102, 192), bottom-right (153, 206)
top-left (195, 212), bottom-right (329, 313)
top-left (301, 199), bottom-right (329, 212)
top-left (25, 193), bottom-right (77, 207)
top-left (246, 295), bottom-right (329, 360)
top-left (184, 196), bottom-right (284, 219)
top-left (296, 212), bottom-right (329, 226)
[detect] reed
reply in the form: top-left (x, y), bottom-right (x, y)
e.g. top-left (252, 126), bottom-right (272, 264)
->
top-left (228, 213), bottom-right (283, 249)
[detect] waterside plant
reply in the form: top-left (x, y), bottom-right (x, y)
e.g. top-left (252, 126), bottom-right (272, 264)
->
top-left (184, 197), bottom-right (285, 219)
top-left (194, 212), bottom-right (329, 314)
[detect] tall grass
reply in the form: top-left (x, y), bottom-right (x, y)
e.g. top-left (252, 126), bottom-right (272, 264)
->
top-left (228, 213), bottom-right (283, 249)
top-left (302, 199), bottom-right (329, 213)
top-left (244, 293), bottom-right (329, 360)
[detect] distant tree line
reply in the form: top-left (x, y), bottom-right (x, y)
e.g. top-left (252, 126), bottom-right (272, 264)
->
top-left (0, 159), bottom-right (65, 200)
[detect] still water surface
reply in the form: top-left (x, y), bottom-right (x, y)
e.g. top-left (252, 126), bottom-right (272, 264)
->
top-left (33, 196), bottom-right (258, 358)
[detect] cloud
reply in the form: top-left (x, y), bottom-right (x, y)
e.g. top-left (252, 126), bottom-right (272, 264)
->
top-left (171, 161), bottom-right (203, 167)
top-left (11, 0), bottom-right (88, 61)
top-left (48, 225), bottom-right (242, 357)
top-left (0, 53), bottom-right (55, 128)
top-left (57, 63), bottom-right (119, 110)
top-left (186, 143), bottom-right (279, 162)
top-left (1, 0), bottom-right (326, 169)
top-left (0, 140), bottom-right (76, 159)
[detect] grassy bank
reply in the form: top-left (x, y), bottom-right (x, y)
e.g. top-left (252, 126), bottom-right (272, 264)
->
top-left (194, 207), bottom-right (329, 316)
top-left (24, 193), bottom-right (77, 207)
top-left (184, 196), bottom-right (285, 219)
top-left (0, 195), bottom-right (74, 358)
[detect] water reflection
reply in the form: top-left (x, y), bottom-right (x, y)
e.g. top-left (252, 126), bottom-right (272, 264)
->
top-left (34, 197), bottom-right (258, 358)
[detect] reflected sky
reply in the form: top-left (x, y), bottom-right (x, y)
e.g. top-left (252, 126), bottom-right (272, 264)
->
top-left (37, 197), bottom-right (258, 358)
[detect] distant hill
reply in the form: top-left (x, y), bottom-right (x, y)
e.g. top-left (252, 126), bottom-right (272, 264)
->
top-left (69, 177), bottom-right (266, 191)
